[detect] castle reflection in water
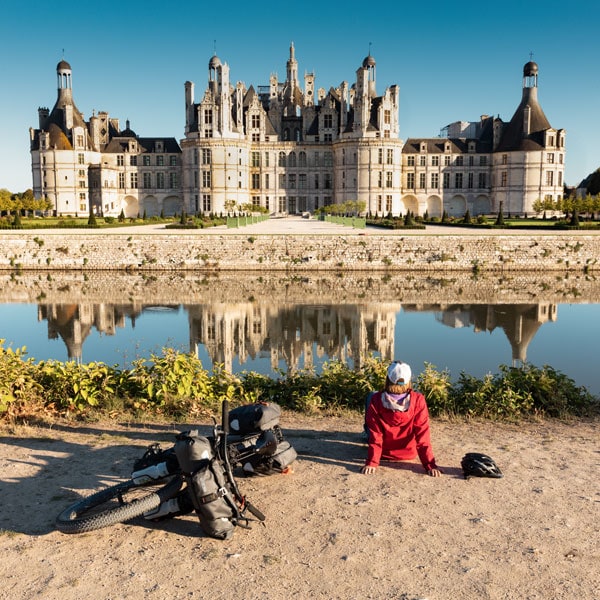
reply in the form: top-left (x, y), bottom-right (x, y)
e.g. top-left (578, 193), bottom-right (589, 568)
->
top-left (37, 300), bottom-right (557, 371)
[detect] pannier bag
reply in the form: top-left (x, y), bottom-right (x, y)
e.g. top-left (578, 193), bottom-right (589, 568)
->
top-left (242, 440), bottom-right (297, 476)
top-left (228, 402), bottom-right (281, 434)
top-left (174, 430), bottom-right (237, 540)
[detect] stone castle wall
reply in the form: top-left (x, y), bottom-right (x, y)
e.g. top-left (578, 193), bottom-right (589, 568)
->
top-left (0, 232), bottom-right (599, 273)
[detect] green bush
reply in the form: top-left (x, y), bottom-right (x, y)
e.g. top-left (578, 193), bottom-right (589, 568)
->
top-left (0, 341), bottom-right (597, 421)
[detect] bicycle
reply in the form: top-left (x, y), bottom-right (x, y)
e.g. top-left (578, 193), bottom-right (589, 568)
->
top-left (55, 401), bottom-right (295, 535)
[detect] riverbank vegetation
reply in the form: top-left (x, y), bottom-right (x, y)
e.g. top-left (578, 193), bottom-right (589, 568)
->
top-left (1, 341), bottom-right (597, 423)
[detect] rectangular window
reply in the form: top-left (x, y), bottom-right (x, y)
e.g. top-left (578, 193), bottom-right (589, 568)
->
top-left (407, 155), bottom-right (415, 166)
top-left (431, 155), bottom-right (439, 166)
top-left (143, 155), bottom-right (151, 166)
top-left (324, 133), bottom-right (332, 142)
top-left (419, 173), bottom-right (426, 188)
top-left (264, 152), bottom-right (270, 167)
top-left (558, 172), bottom-right (562, 186)
top-left (202, 149), bottom-right (211, 165)
top-left (378, 171), bottom-right (383, 188)
top-left (130, 155), bottom-right (137, 166)
top-left (251, 114), bottom-right (260, 128)
top-left (386, 195), bottom-right (392, 213)
top-left (169, 172), bottom-right (177, 188)
top-left (468, 173), bottom-right (474, 188)
top-left (478, 172), bottom-right (487, 188)
top-left (377, 195), bottom-right (382, 212)
top-left (130, 172), bottom-right (138, 188)
top-left (118, 173), bottom-right (125, 188)
top-left (251, 151), bottom-right (260, 167)
top-left (156, 172), bottom-right (164, 189)
top-left (78, 153), bottom-right (85, 165)
top-left (265, 174), bottom-right (270, 189)
top-left (299, 174), bottom-right (307, 189)
top-left (502, 154), bottom-right (508, 165)
top-left (407, 172), bottom-right (414, 188)
top-left (443, 173), bottom-right (450, 188)
top-left (78, 169), bottom-right (85, 177)
top-left (455, 156), bottom-right (464, 166)
top-left (419, 155), bottom-right (426, 166)
top-left (202, 170), bottom-right (211, 187)
top-left (314, 174), bottom-right (319, 189)
top-left (117, 155), bottom-right (124, 166)
top-left (169, 155), bottom-right (177, 166)
top-left (76, 135), bottom-right (84, 147)
top-left (202, 194), bottom-right (211, 212)
top-left (479, 156), bottom-right (488, 166)
top-left (204, 110), bottom-right (213, 125)
top-left (78, 180), bottom-right (86, 188)
top-left (501, 171), bottom-right (508, 186)
top-left (384, 110), bottom-right (391, 124)
top-left (431, 173), bottom-right (439, 188)
top-left (547, 153), bottom-right (555, 163)
top-left (251, 173), bottom-right (260, 189)
top-left (378, 149), bottom-right (383, 164)
top-left (252, 133), bottom-right (260, 142)
top-left (546, 170), bottom-right (554, 186)
top-left (455, 173), bottom-right (463, 188)
top-left (143, 172), bottom-right (152, 188)
top-left (386, 172), bottom-right (393, 188)
top-left (387, 149), bottom-right (394, 164)
top-left (324, 173), bottom-right (332, 189)
top-left (279, 174), bottom-right (286, 188)
top-left (323, 152), bottom-right (333, 167)
top-left (157, 155), bottom-right (164, 166)
top-left (323, 114), bottom-right (333, 128)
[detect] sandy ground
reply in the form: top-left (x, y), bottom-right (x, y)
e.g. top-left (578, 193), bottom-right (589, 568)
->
top-left (0, 414), bottom-right (598, 600)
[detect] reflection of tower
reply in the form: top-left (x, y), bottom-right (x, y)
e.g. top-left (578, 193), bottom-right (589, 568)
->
top-left (38, 303), bottom-right (143, 361)
top-left (188, 302), bottom-right (399, 373)
top-left (430, 303), bottom-right (557, 366)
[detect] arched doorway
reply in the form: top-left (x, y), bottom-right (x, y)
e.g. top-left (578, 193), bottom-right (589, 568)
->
top-left (474, 195), bottom-right (491, 215)
top-left (123, 195), bottom-right (139, 218)
top-left (401, 195), bottom-right (418, 216)
top-left (446, 195), bottom-right (466, 217)
top-left (142, 195), bottom-right (159, 217)
top-left (427, 195), bottom-right (442, 218)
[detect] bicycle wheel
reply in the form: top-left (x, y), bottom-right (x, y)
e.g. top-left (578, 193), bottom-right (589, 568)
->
top-left (55, 475), bottom-right (183, 534)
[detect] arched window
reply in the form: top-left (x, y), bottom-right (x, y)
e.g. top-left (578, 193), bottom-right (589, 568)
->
top-left (278, 151), bottom-right (286, 167)
top-left (289, 152), bottom-right (297, 167)
top-left (295, 128), bottom-right (301, 141)
top-left (284, 128), bottom-right (290, 141)
top-left (299, 151), bottom-right (307, 167)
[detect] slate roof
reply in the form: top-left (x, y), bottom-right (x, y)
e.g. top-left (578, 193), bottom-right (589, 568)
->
top-left (495, 88), bottom-right (551, 152)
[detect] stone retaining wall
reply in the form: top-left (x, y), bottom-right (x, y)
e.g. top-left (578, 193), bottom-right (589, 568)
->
top-left (0, 232), bottom-right (599, 273)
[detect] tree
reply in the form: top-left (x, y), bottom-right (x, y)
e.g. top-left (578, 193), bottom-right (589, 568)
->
top-left (495, 201), bottom-right (505, 226)
top-left (462, 209), bottom-right (471, 224)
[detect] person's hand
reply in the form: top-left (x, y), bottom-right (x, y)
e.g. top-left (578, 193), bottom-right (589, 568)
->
top-left (361, 465), bottom-right (378, 475)
top-left (427, 468), bottom-right (442, 477)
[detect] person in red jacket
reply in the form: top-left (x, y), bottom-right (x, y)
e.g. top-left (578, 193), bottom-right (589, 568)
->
top-left (361, 361), bottom-right (442, 477)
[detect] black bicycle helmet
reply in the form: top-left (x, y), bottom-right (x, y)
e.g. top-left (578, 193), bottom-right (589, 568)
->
top-left (461, 452), bottom-right (503, 479)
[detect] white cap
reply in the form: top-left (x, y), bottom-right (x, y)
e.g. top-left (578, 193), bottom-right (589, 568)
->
top-left (387, 361), bottom-right (412, 385)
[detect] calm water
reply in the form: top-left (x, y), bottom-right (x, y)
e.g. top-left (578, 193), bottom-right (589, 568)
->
top-left (0, 295), bottom-right (598, 396)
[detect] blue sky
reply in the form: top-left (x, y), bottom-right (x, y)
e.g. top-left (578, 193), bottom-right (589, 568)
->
top-left (1, 0), bottom-right (598, 192)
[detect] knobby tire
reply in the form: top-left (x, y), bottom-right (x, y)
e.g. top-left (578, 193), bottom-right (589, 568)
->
top-left (55, 475), bottom-right (182, 534)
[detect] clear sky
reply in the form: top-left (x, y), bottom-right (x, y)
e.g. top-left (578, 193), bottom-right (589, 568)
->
top-left (1, 0), bottom-right (598, 193)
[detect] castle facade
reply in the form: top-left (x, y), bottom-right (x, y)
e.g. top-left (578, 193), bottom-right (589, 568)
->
top-left (30, 46), bottom-right (565, 218)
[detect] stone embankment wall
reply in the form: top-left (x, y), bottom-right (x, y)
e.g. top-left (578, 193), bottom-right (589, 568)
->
top-left (0, 232), bottom-right (599, 272)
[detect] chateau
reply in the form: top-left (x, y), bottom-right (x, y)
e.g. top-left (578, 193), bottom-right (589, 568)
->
top-left (30, 46), bottom-right (565, 218)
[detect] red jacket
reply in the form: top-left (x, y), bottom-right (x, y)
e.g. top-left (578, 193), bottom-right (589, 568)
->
top-left (365, 390), bottom-right (437, 472)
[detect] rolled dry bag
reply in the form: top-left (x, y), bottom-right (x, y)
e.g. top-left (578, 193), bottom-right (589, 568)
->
top-left (174, 430), bottom-right (236, 540)
top-left (228, 402), bottom-right (281, 434)
top-left (242, 440), bottom-right (298, 476)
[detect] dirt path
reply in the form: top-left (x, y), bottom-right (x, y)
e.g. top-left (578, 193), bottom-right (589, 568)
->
top-left (0, 415), bottom-right (598, 600)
